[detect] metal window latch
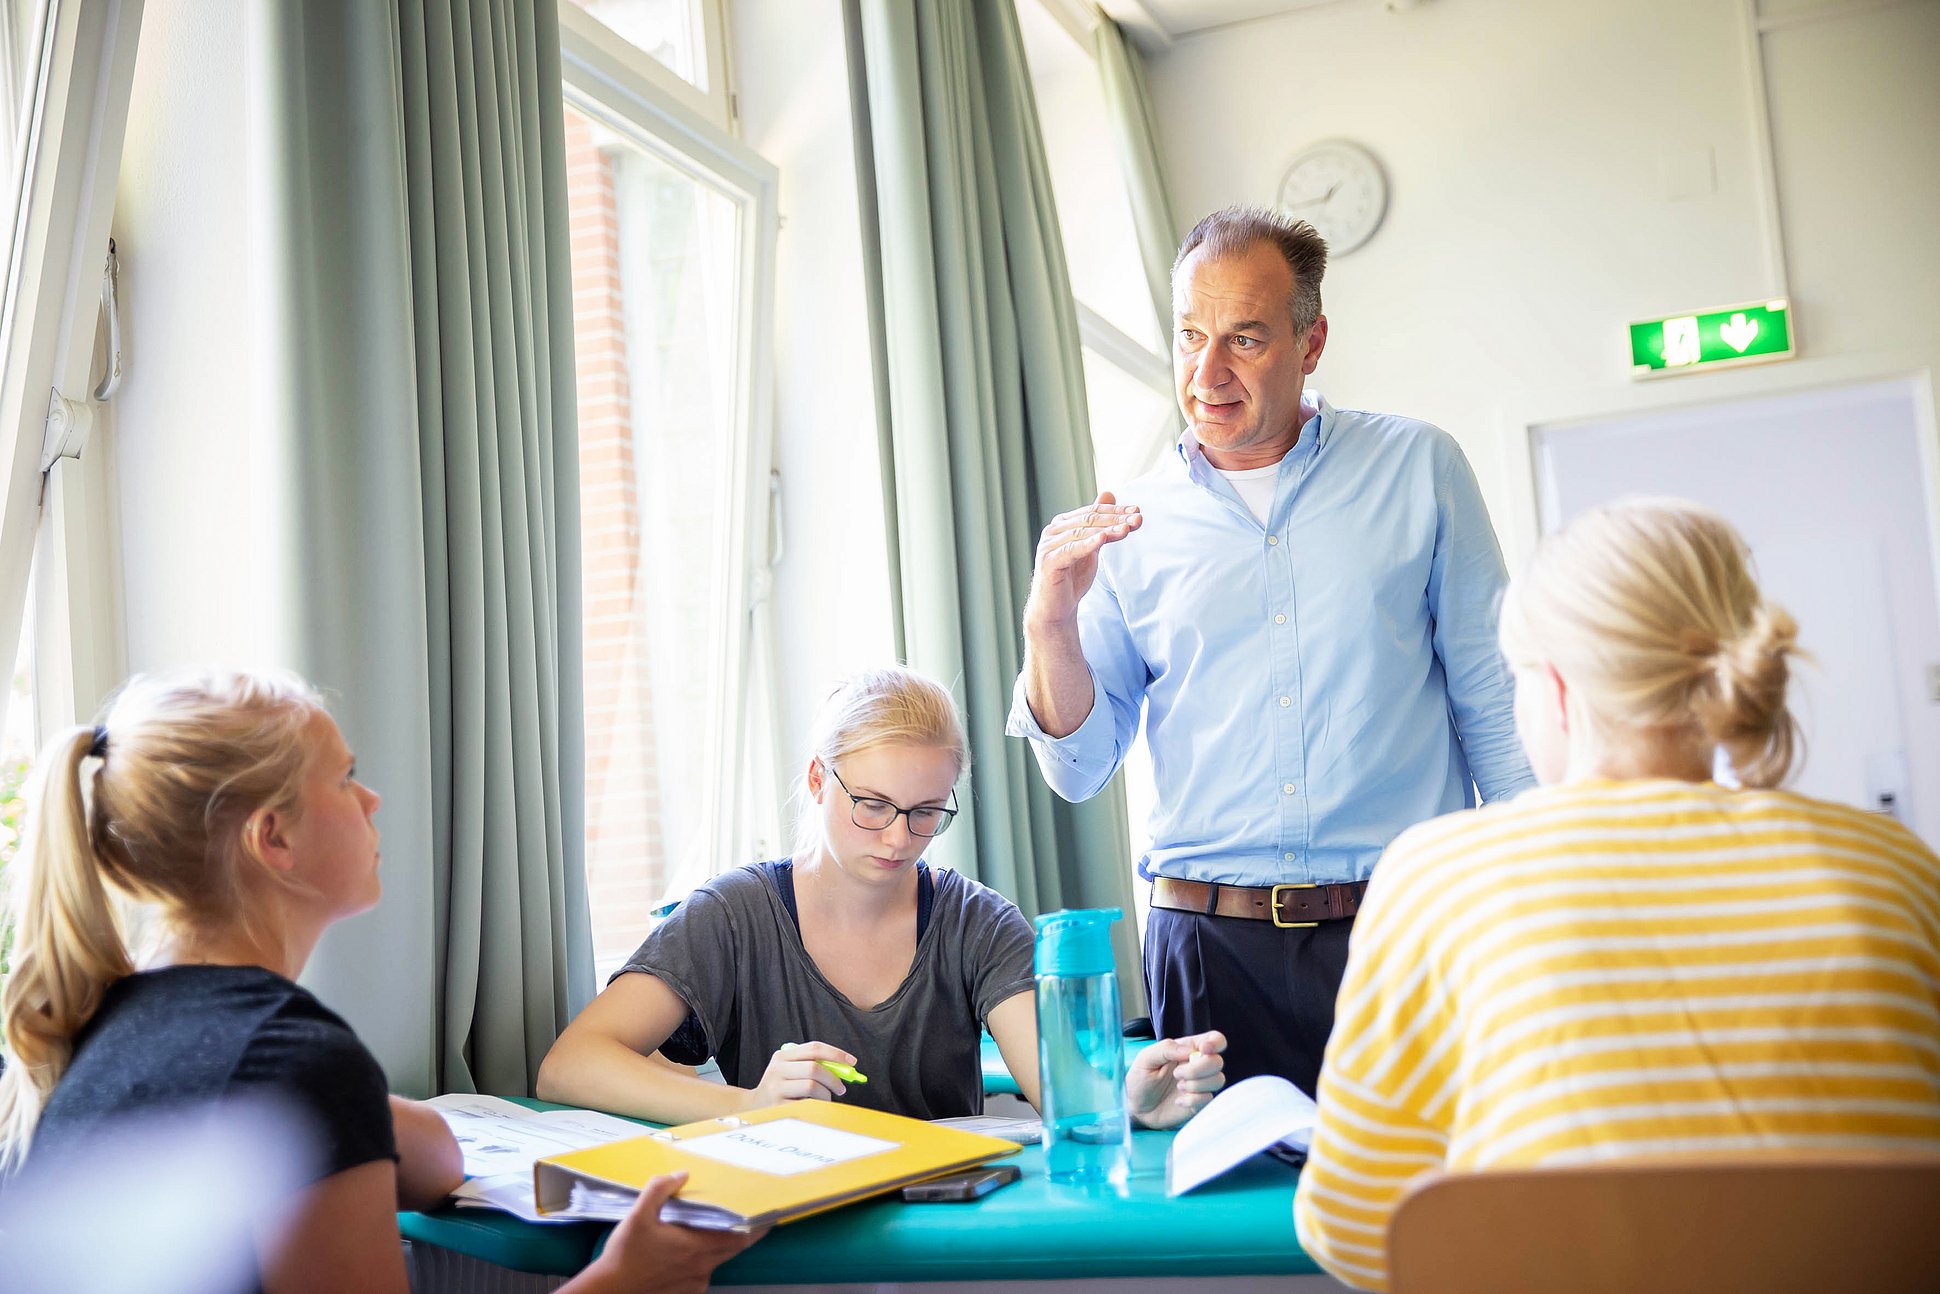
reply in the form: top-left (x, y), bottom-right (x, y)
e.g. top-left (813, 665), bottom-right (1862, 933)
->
top-left (748, 469), bottom-right (784, 607)
top-left (39, 240), bottom-right (122, 473)
top-left (767, 468), bottom-right (784, 567)
top-left (40, 387), bottom-right (92, 472)
top-left (93, 237), bottom-right (123, 401)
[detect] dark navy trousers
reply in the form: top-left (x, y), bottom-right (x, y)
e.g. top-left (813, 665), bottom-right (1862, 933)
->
top-left (1143, 906), bottom-right (1357, 1098)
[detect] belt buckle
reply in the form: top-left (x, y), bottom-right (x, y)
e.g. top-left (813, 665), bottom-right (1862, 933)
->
top-left (1271, 882), bottom-right (1318, 929)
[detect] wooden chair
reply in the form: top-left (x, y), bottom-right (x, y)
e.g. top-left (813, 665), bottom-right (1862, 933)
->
top-left (1387, 1157), bottom-right (1940, 1294)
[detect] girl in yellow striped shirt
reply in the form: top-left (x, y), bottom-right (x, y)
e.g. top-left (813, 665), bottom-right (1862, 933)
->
top-left (1294, 498), bottom-right (1940, 1291)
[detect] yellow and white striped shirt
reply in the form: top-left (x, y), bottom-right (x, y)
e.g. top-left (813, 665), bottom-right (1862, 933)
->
top-left (1293, 779), bottom-right (1940, 1291)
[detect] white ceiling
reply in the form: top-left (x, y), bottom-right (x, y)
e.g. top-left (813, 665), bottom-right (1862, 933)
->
top-left (1097, 0), bottom-right (1360, 45)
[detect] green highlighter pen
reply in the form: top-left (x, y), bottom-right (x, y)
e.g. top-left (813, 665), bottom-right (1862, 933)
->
top-left (780, 1042), bottom-right (868, 1084)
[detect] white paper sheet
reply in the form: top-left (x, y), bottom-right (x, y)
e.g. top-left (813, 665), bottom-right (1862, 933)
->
top-left (429, 1093), bottom-right (647, 1179)
top-left (453, 1171), bottom-right (583, 1224)
top-left (1164, 1074), bottom-right (1317, 1196)
top-left (930, 1114), bottom-right (1043, 1145)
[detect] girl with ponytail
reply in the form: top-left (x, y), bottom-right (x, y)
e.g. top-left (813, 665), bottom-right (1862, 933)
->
top-left (1295, 499), bottom-right (1940, 1292)
top-left (0, 670), bottom-right (756, 1293)
top-left (0, 723), bottom-right (134, 1163)
top-left (1, 673), bottom-right (327, 1170)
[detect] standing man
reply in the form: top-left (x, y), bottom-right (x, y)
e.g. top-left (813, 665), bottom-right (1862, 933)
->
top-left (1007, 206), bottom-right (1534, 1093)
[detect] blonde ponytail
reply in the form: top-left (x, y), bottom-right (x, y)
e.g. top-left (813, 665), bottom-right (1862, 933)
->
top-left (0, 728), bottom-right (133, 1170)
top-left (0, 669), bottom-right (326, 1172)
top-left (1499, 498), bottom-right (1805, 787)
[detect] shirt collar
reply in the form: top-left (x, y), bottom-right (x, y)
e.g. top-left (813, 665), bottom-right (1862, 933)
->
top-left (1173, 392), bottom-right (1334, 483)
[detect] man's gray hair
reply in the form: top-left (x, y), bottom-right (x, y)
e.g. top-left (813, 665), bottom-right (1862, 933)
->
top-left (1172, 205), bottom-right (1328, 334)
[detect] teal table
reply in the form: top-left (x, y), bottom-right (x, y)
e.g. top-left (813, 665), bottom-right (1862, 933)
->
top-left (400, 1100), bottom-right (1320, 1284)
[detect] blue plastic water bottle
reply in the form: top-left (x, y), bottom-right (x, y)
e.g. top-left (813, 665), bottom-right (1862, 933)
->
top-left (1034, 908), bottom-right (1131, 1186)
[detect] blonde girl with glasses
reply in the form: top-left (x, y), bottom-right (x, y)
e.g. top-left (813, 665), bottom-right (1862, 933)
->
top-left (1295, 500), bottom-right (1940, 1292)
top-left (0, 671), bottom-right (755, 1294)
top-left (540, 664), bottom-right (1227, 1128)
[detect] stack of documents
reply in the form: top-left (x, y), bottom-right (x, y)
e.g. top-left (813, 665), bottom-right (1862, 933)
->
top-left (559, 1181), bottom-right (764, 1232)
top-left (534, 1101), bottom-right (1021, 1229)
top-left (431, 1094), bottom-right (1022, 1230)
top-left (564, 1181), bottom-right (641, 1223)
top-left (429, 1094), bottom-right (647, 1225)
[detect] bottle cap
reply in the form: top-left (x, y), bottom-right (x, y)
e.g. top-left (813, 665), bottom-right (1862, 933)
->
top-left (1033, 907), bottom-right (1122, 976)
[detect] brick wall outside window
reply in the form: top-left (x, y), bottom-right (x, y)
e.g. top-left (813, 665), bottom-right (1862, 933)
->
top-left (566, 105), bottom-right (665, 968)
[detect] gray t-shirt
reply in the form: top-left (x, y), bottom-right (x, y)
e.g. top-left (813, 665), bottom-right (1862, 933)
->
top-left (619, 861), bottom-right (1036, 1120)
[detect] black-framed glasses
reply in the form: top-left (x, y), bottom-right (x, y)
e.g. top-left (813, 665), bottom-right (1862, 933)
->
top-left (826, 765), bottom-right (959, 838)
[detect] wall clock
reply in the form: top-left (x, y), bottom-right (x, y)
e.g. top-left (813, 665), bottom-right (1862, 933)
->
top-left (1276, 139), bottom-right (1388, 255)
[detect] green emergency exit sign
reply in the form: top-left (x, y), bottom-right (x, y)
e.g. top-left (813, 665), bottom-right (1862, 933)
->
top-left (1629, 299), bottom-right (1795, 377)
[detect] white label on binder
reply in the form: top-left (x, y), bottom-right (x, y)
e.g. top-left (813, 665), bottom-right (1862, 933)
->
top-left (678, 1118), bottom-right (898, 1177)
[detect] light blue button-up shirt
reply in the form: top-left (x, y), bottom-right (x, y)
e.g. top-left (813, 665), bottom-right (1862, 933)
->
top-left (1007, 396), bottom-right (1535, 886)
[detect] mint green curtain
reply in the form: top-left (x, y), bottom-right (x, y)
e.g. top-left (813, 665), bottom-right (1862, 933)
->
top-left (250, 0), bottom-right (590, 1096)
top-left (850, 0), bottom-right (1142, 1001)
top-left (1094, 13), bottom-right (1181, 337)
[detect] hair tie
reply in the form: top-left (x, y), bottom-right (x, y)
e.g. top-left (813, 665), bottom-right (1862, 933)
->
top-left (89, 724), bottom-right (109, 759)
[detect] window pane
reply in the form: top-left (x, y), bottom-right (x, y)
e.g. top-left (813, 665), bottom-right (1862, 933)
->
top-left (565, 102), bottom-right (742, 980)
top-left (1016, 0), bottom-right (1163, 352)
top-left (1076, 349), bottom-right (1171, 938)
top-left (567, 0), bottom-right (708, 95)
top-left (0, 2), bottom-right (47, 314)
top-left (1082, 346), bottom-right (1175, 490)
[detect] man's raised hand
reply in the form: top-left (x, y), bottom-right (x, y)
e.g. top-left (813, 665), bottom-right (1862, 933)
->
top-left (1025, 492), bottom-right (1142, 629)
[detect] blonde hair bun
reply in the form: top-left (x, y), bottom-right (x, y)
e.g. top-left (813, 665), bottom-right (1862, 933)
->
top-left (1499, 498), bottom-right (1804, 787)
top-left (1692, 599), bottom-right (1801, 787)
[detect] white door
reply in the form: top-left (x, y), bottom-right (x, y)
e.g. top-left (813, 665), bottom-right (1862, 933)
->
top-left (1532, 378), bottom-right (1940, 845)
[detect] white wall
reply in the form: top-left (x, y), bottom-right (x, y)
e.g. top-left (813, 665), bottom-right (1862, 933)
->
top-left (1762, 1), bottom-right (1940, 366)
top-left (1146, 0), bottom-right (1940, 541)
top-left (1146, 0), bottom-right (1940, 836)
top-left (112, 0), bottom-right (268, 670)
top-left (1151, 0), bottom-right (1778, 519)
top-left (729, 0), bottom-right (897, 772)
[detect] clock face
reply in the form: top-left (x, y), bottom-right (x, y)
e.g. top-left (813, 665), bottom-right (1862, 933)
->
top-left (1276, 140), bottom-right (1388, 255)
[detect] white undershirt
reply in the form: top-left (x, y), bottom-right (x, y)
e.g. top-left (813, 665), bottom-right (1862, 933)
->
top-left (1214, 462), bottom-right (1280, 526)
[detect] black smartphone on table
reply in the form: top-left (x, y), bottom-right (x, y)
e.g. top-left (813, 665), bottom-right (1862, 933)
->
top-left (900, 1163), bottom-right (1022, 1202)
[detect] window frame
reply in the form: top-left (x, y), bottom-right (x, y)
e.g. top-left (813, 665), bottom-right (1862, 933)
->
top-left (1020, 0), bottom-right (1178, 482)
top-left (1078, 299), bottom-right (1176, 479)
top-left (0, 0), bottom-right (142, 743)
top-left (557, 2), bottom-right (783, 903)
top-left (572, 0), bottom-right (738, 136)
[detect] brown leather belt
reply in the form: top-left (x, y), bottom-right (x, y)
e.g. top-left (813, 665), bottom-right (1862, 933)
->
top-left (1150, 876), bottom-right (1368, 928)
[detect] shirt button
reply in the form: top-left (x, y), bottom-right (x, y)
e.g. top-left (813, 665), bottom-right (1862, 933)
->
top-left (1274, 614), bottom-right (1287, 625)
top-left (1279, 696), bottom-right (1291, 708)
top-left (1285, 852), bottom-right (1296, 862)
top-left (1266, 535), bottom-right (1279, 546)
top-left (1283, 782), bottom-right (1298, 795)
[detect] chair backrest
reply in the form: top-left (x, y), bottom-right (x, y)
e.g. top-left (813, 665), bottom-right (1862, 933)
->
top-left (1387, 1157), bottom-right (1940, 1294)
